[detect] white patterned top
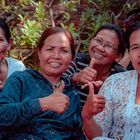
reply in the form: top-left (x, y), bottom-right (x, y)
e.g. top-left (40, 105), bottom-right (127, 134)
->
top-left (94, 70), bottom-right (140, 140)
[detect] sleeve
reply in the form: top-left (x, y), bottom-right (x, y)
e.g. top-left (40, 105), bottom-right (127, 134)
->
top-left (94, 76), bottom-right (115, 137)
top-left (0, 74), bottom-right (43, 130)
top-left (62, 61), bottom-right (78, 83)
top-left (17, 60), bottom-right (26, 71)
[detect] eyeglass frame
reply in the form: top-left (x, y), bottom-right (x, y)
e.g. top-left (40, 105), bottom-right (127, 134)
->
top-left (92, 37), bottom-right (118, 51)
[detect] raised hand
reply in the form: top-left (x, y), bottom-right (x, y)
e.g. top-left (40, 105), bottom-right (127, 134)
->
top-left (82, 82), bottom-right (106, 117)
top-left (39, 80), bottom-right (69, 113)
top-left (72, 58), bottom-right (97, 84)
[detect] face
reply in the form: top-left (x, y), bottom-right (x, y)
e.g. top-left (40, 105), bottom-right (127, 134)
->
top-left (129, 29), bottom-right (140, 73)
top-left (88, 29), bottom-right (121, 66)
top-left (0, 27), bottom-right (9, 62)
top-left (38, 32), bottom-right (72, 77)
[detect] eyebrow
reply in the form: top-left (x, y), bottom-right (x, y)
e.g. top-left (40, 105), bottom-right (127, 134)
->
top-left (131, 43), bottom-right (139, 47)
top-left (96, 37), bottom-right (114, 45)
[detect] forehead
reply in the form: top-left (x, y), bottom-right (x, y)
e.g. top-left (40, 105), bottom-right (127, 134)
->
top-left (130, 28), bottom-right (140, 43)
top-left (44, 32), bottom-right (70, 45)
top-left (96, 29), bottom-right (118, 42)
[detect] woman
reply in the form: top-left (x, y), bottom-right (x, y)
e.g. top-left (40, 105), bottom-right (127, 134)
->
top-left (0, 27), bottom-right (86, 139)
top-left (82, 23), bottom-right (140, 140)
top-left (0, 18), bottom-right (26, 90)
top-left (63, 23), bottom-right (126, 107)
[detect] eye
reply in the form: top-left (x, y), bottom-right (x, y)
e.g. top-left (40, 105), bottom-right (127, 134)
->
top-left (106, 44), bottom-right (113, 49)
top-left (0, 38), bottom-right (5, 42)
top-left (61, 49), bottom-right (69, 53)
top-left (130, 44), bottom-right (139, 50)
top-left (95, 38), bottom-right (102, 44)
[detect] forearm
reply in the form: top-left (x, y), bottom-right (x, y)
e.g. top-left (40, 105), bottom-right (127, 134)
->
top-left (82, 110), bottom-right (102, 140)
top-left (0, 99), bottom-right (42, 129)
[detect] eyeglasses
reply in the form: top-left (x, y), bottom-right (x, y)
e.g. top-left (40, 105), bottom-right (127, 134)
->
top-left (93, 37), bottom-right (118, 51)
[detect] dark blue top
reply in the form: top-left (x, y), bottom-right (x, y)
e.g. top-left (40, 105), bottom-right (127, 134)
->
top-left (63, 53), bottom-right (127, 108)
top-left (0, 69), bottom-right (86, 140)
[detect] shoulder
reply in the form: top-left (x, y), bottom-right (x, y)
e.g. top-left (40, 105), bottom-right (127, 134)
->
top-left (8, 69), bottom-right (38, 79)
top-left (110, 63), bottom-right (127, 75)
top-left (75, 53), bottom-right (90, 64)
top-left (6, 57), bottom-right (26, 69)
top-left (104, 70), bottom-right (137, 87)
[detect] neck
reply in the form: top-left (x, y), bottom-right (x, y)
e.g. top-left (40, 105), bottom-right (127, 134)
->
top-left (94, 64), bottom-right (111, 81)
top-left (39, 70), bottom-right (61, 84)
top-left (0, 59), bottom-right (6, 73)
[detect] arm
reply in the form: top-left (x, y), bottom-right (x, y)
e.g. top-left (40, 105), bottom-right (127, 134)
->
top-left (0, 73), bottom-right (42, 129)
top-left (82, 109), bottom-right (102, 140)
top-left (82, 82), bottom-right (105, 139)
top-left (82, 78), bottom-right (114, 139)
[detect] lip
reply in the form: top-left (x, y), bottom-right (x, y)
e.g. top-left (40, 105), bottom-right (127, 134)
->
top-left (49, 62), bottom-right (62, 68)
top-left (93, 51), bottom-right (105, 59)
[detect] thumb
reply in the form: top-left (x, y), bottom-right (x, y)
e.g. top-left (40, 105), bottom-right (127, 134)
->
top-left (88, 82), bottom-right (95, 95)
top-left (56, 80), bottom-right (65, 92)
top-left (89, 58), bottom-right (95, 68)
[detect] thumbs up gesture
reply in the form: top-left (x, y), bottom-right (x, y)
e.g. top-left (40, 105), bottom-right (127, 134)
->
top-left (72, 58), bottom-right (97, 85)
top-left (82, 82), bottom-right (106, 117)
top-left (39, 81), bottom-right (69, 113)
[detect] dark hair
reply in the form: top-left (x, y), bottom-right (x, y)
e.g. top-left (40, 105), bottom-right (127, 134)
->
top-left (125, 22), bottom-right (140, 50)
top-left (0, 18), bottom-right (11, 41)
top-left (93, 23), bottom-right (126, 56)
top-left (37, 27), bottom-right (75, 59)
top-left (124, 9), bottom-right (140, 28)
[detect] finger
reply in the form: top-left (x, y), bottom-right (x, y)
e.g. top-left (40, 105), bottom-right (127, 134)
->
top-left (88, 82), bottom-right (95, 95)
top-left (89, 58), bottom-right (95, 68)
top-left (57, 80), bottom-right (65, 92)
top-left (92, 81), bottom-right (103, 89)
top-left (82, 80), bottom-right (102, 89)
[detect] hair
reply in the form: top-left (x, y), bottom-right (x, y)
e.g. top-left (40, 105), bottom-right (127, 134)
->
top-left (124, 8), bottom-right (140, 28)
top-left (125, 22), bottom-right (140, 50)
top-left (93, 23), bottom-right (126, 56)
top-left (37, 27), bottom-right (75, 59)
top-left (0, 18), bottom-right (11, 41)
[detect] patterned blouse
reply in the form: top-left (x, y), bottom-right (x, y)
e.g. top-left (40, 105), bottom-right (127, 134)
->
top-left (94, 70), bottom-right (140, 140)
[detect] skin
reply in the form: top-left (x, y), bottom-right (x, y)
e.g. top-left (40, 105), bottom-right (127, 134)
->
top-left (129, 28), bottom-right (140, 104)
top-left (0, 27), bottom-right (11, 89)
top-left (81, 29), bottom-right (123, 139)
top-left (72, 29), bottom-right (122, 89)
top-left (38, 32), bottom-right (72, 83)
top-left (38, 32), bottom-right (72, 113)
top-left (82, 28), bottom-right (140, 140)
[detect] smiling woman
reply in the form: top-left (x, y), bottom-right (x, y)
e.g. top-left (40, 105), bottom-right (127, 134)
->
top-left (63, 23), bottom-right (127, 108)
top-left (0, 27), bottom-right (86, 140)
top-left (0, 18), bottom-right (26, 90)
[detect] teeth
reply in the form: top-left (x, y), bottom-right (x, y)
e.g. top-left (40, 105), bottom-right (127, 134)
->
top-left (50, 62), bottom-right (61, 67)
top-left (94, 52), bottom-right (104, 59)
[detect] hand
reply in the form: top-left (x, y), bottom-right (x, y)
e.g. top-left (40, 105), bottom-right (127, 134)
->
top-left (72, 58), bottom-right (97, 84)
top-left (39, 80), bottom-right (69, 113)
top-left (82, 82), bottom-right (106, 117)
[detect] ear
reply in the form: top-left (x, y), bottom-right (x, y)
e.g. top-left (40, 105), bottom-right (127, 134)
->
top-left (7, 38), bottom-right (13, 50)
top-left (114, 53), bottom-right (123, 62)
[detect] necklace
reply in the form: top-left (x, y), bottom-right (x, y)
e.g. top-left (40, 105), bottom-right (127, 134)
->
top-left (52, 82), bottom-right (61, 90)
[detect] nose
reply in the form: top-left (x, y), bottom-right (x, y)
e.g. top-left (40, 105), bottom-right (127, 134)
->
top-left (96, 43), bottom-right (106, 51)
top-left (52, 50), bottom-right (61, 58)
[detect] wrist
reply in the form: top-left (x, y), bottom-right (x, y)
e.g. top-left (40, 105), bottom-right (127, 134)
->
top-left (82, 105), bottom-right (92, 120)
top-left (39, 97), bottom-right (48, 112)
top-left (71, 73), bottom-right (80, 85)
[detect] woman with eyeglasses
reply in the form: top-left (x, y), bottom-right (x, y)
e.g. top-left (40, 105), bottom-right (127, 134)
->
top-left (63, 23), bottom-right (127, 108)
top-left (82, 22), bottom-right (140, 140)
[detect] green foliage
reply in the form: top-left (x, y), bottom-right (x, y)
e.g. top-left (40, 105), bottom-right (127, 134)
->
top-left (0, 0), bottom-right (138, 68)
